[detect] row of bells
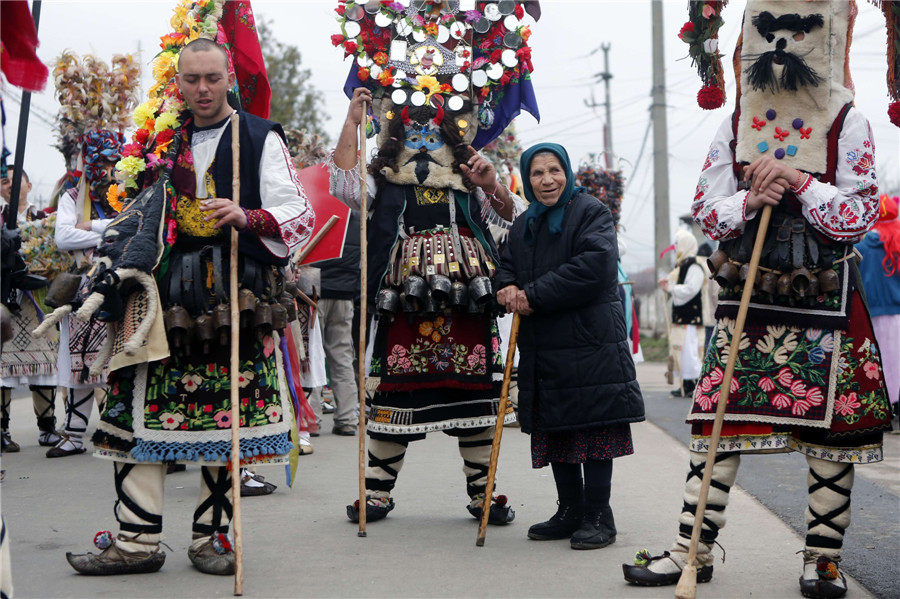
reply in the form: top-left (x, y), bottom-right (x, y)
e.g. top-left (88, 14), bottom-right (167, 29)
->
top-left (376, 274), bottom-right (493, 316)
top-left (707, 250), bottom-right (840, 297)
top-left (163, 285), bottom-right (303, 354)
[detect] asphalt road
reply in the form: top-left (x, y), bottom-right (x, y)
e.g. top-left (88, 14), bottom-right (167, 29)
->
top-left (638, 361), bottom-right (900, 599)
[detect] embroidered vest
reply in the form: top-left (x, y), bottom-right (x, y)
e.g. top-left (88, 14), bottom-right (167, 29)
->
top-left (672, 259), bottom-right (703, 325)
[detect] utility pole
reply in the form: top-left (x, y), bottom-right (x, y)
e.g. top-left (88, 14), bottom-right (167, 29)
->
top-left (651, 0), bottom-right (671, 335)
top-left (584, 43), bottom-right (613, 169)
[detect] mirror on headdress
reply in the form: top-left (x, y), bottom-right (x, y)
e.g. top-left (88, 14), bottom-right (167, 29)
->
top-left (497, 0), bottom-right (515, 15)
top-left (410, 90), bottom-right (427, 106)
top-left (473, 18), bottom-right (490, 33)
top-left (471, 69), bottom-right (488, 87)
top-left (344, 21), bottom-right (361, 38)
top-left (375, 12), bottom-right (393, 27)
top-left (484, 3), bottom-right (501, 21)
top-left (503, 26), bottom-right (520, 46)
top-left (392, 89), bottom-right (408, 104)
top-left (448, 95), bottom-right (465, 112)
top-left (457, 0), bottom-right (475, 10)
top-left (412, 29), bottom-right (427, 43)
top-left (364, 1), bottom-right (380, 14)
top-left (501, 49), bottom-right (518, 68)
top-left (449, 21), bottom-right (468, 40)
top-left (357, 54), bottom-right (374, 68)
top-left (390, 39), bottom-right (408, 62)
top-left (346, 4), bottom-right (364, 21)
top-left (436, 25), bottom-right (451, 44)
top-left (486, 63), bottom-right (503, 80)
top-left (396, 18), bottom-right (414, 36)
top-left (452, 73), bottom-right (469, 92)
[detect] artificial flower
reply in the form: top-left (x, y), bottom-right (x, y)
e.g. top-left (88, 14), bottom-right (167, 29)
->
top-left (425, 22), bottom-right (439, 36)
top-left (134, 128), bottom-right (150, 145)
top-left (331, 33), bottom-right (345, 47)
top-left (520, 26), bottom-right (531, 42)
top-left (106, 184), bottom-right (123, 213)
top-left (121, 143), bottom-right (144, 158)
top-left (702, 4), bottom-right (717, 19)
top-left (155, 111), bottom-right (179, 132)
top-left (678, 21), bottom-right (695, 41)
top-left (116, 156), bottom-right (147, 177)
top-left (133, 102), bottom-right (157, 129)
top-left (159, 32), bottom-right (188, 50)
top-left (415, 75), bottom-right (442, 99)
top-left (374, 51), bottom-right (388, 66)
top-left (153, 52), bottom-right (178, 82)
top-left (343, 40), bottom-right (358, 55)
top-left (358, 67), bottom-right (370, 81)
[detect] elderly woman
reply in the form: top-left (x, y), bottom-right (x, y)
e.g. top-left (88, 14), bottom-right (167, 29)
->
top-left (494, 143), bottom-right (644, 549)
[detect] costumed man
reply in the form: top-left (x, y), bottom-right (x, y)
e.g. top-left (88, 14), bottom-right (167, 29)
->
top-left (0, 166), bottom-right (62, 452)
top-left (659, 229), bottom-right (707, 398)
top-left (45, 50), bottom-right (142, 459)
top-left (623, 3), bottom-right (894, 598)
top-left (327, 0), bottom-right (540, 524)
top-left (64, 37), bottom-right (313, 575)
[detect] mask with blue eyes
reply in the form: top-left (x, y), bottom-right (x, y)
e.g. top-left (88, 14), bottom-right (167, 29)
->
top-left (404, 124), bottom-right (444, 151)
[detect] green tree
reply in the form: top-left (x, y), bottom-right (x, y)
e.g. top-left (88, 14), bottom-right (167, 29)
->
top-left (257, 18), bottom-right (330, 142)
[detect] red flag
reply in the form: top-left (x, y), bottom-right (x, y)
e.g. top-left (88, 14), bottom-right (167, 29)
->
top-left (0, 1), bottom-right (48, 91)
top-left (220, 1), bottom-right (271, 118)
top-left (295, 164), bottom-right (351, 265)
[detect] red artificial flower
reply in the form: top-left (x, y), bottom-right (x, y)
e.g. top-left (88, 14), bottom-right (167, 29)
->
top-left (344, 41), bottom-right (358, 55)
top-left (514, 3), bottom-right (524, 18)
top-left (358, 67), bottom-right (370, 81)
top-left (461, 60), bottom-right (470, 71)
top-left (479, 85), bottom-right (490, 98)
top-left (122, 143), bottom-right (144, 158)
top-left (331, 34), bottom-right (345, 47)
top-left (374, 51), bottom-right (388, 66)
top-left (520, 27), bottom-right (531, 42)
top-left (500, 71), bottom-right (511, 86)
top-left (335, 5), bottom-right (345, 15)
top-left (697, 85), bottom-right (725, 110)
top-left (678, 21), bottom-right (695, 40)
top-left (490, 49), bottom-right (502, 63)
top-left (889, 101), bottom-right (900, 128)
top-left (134, 128), bottom-right (150, 144)
top-left (156, 129), bottom-right (175, 144)
top-left (425, 23), bottom-right (439, 36)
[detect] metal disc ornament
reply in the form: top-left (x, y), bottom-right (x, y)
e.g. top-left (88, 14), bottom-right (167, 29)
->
top-left (452, 73), bottom-right (469, 92)
top-left (412, 29), bottom-right (427, 43)
top-left (346, 4), bottom-right (364, 21)
top-left (436, 25), bottom-right (450, 43)
top-left (364, 0), bottom-right (380, 14)
top-left (503, 15), bottom-right (519, 30)
top-left (471, 69), bottom-right (488, 87)
top-left (486, 62), bottom-right (503, 80)
top-left (370, 65), bottom-right (383, 79)
top-left (448, 95), bottom-right (465, 112)
top-left (473, 17), bottom-right (490, 33)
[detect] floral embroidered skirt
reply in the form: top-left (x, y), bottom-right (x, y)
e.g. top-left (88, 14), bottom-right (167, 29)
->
top-left (688, 292), bottom-right (892, 463)
top-left (366, 310), bottom-right (514, 436)
top-left (531, 424), bottom-right (634, 469)
top-left (92, 334), bottom-right (293, 465)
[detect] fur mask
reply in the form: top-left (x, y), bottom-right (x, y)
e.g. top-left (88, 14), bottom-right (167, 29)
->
top-left (736, 1), bottom-right (854, 174)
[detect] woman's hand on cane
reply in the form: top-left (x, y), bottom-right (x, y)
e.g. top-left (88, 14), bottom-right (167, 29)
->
top-left (497, 285), bottom-right (533, 315)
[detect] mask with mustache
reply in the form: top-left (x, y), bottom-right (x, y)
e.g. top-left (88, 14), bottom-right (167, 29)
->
top-left (735, 1), bottom-right (855, 174)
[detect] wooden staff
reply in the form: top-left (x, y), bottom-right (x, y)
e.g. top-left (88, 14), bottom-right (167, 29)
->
top-left (675, 204), bottom-right (773, 599)
top-left (357, 102), bottom-right (369, 537)
top-left (291, 214), bottom-right (340, 265)
top-left (228, 112), bottom-right (244, 596)
top-left (476, 311), bottom-right (521, 546)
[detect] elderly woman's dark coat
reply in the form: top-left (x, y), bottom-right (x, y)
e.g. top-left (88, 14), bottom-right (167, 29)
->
top-left (494, 193), bottom-right (645, 434)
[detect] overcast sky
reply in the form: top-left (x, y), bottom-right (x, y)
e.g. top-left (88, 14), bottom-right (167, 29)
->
top-left (4, 0), bottom-right (899, 271)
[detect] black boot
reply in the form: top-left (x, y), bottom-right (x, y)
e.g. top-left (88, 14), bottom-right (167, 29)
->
top-left (527, 500), bottom-right (583, 540)
top-left (570, 504), bottom-right (616, 549)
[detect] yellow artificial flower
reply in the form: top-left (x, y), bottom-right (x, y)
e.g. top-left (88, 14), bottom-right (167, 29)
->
top-left (155, 111), bottom-right (179, 132)
top-left (415, 75), bottom-right (441, 99)
top-left (133, 102), bottom-right (157, 128)
top-left (106, 184), bottom-right (123, 213)
top-left (170, 3), bottom-right (188, 30)
top-left (153, 52), bottom-right (177, 83)
top-left (116, 156), bottom-right (147, 177)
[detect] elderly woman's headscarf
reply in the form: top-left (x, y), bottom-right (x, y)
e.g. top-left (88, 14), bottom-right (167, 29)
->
top-left (674, 229), bottom-right (699, 264)
top-left (519, 142), bottom-right (582, 245)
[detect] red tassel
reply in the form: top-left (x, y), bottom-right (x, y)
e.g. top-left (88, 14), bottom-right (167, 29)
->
top-left (889, 101), bottom-right (900, 128)
top-left (401, 106), bottom-right (411, 126)
top-left (697, 85), bottom-right (726, 110)
top-left (433, 105), bottom-right (444, 126)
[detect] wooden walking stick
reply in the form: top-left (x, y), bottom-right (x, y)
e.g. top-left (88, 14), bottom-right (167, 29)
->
top-left (228, 112), bottom-right (245, 596)
top-left (357, 102), bottom-right (369, 537)
top-left (675, 204), bottom-right (773, 599)
top-left (476, 311), bottom-right (521, 547)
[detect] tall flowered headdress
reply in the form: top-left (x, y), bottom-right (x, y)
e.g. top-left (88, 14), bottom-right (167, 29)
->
top-left (332, 0), bottom-right (540, 150)
top-left (679, 0), bottom-right (900, 129)
top-left (113, 0), bottom-right (270, 201)
top-left (52, 51), bottom-right (141, 217)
